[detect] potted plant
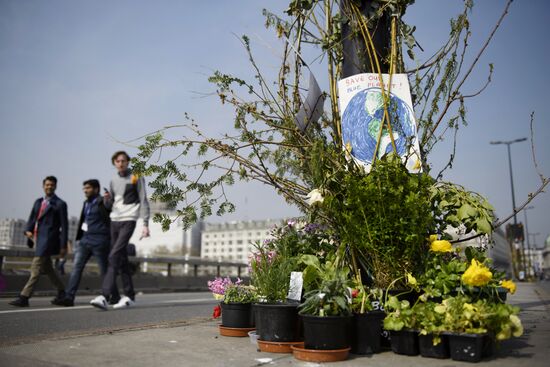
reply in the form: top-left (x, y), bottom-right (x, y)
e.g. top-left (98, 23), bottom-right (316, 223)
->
top-left (350, 284), bottom-right (385, 354)
top-left (220, 283), bottom-right (257, 329)
top-left (250, 219), bottom-right (336, 348)
top-left (208, 277), bottom-right (257, 336)
top-left (415, 301), bottom-right (450, 359)
top-left (322, 154), bottom-right (436, 291)
top-left (383, 295), bottom-right (420, 356)
top-left (438, 295), bottom-right (523, 362)
top-left (294, 257), bottom-right (352, 362)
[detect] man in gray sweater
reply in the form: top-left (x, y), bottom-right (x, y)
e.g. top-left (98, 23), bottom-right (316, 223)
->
top-left (90, 151), bottom-right (150, 310)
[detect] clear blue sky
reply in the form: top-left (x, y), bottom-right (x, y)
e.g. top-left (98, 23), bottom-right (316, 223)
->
top-left (1, 0), bottom-right (548, 248)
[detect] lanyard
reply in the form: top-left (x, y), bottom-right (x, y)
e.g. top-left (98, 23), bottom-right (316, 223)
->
top-left (84, 197), bottom-right (98, 223)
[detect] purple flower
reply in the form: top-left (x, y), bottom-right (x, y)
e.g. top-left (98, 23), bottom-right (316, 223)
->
top-left (207, 276), bottom-right (233, 295)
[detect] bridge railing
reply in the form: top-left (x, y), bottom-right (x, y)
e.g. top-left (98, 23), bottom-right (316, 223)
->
top-left (0, 248), bottom-right (248, 278)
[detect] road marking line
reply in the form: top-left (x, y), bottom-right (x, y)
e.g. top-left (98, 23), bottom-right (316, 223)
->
top-left (159, 298), bottom-right (217, 304)
top-left (0, 298), bottom-right (217, 314)
top-left (0, 305), bottom-right (91, 314)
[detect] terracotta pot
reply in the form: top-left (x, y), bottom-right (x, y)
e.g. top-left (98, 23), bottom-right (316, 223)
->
top-left (218, 325), bottom-right (255, 337)
top-left (291, 345), bottom-right (350, 363)
top-left (257, 340), bottom-right (305, 353)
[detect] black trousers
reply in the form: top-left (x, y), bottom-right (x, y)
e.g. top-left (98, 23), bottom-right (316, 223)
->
top-left (102, 221), bottom-right (136, 300)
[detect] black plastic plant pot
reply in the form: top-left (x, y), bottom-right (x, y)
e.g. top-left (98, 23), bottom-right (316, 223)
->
top-left (418, 333), bottom-right (449, 359)
top-left (253, 303), bottom-right (302, 342)
top-left (448, 333), bottom-right (485, 362)
top-left (482, 333), bottom-right (496, 358)
top-left (351, 311), bottom-right (385, 354)
top-left (390, 329), bottom-right (419, 356)
top-left (220, 302), bottom-right (254, 328)
top-left (302, 314), bottom-right (353, 350)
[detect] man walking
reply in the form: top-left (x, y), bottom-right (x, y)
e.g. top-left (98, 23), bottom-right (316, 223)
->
top-left (90, 151), bottom-right (150, 310)
top-left (9, 176), bottom-right (68, 307)
top-left (60, 179), bottom-right (119, 306)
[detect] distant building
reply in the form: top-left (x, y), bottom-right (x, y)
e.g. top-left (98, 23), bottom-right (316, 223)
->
top-left (0, 218), bottom-right (26, 248)
top-left (129, 199), bottom-right (183, 255)
top-left (200, 219), bottom-right (284, 264)
top-left (183, 220), bottom-right (204, 257)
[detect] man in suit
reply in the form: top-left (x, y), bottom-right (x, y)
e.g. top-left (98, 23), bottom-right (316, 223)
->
top-left (9, 176), bottom-right (68, 307)
top-left (59, 179), bottom-right (119, 306)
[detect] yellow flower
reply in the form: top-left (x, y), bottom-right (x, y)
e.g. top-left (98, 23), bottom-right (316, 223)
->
top-left (501, 279), bottom-right (517, 294)
top-left (430, 240), bottom-right (452, 253)
top-left (510, 314), bottom-right (523, 337)
top-left (428, 234), bottom-right (438, 243)
top-left (462, 259), bottom-right (493, 287)
top-left (406, 272), bottom-right (417, 286)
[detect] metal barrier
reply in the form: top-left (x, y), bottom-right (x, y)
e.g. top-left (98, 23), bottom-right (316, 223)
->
top-left (0, 248), bottom-right (247, 278)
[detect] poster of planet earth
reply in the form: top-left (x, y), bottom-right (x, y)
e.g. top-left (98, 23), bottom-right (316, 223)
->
top-left (338, 73), bottom-right (422, 173)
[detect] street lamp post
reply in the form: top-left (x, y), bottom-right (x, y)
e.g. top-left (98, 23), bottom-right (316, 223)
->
top-left (490, 137), bottom-right (527, 279)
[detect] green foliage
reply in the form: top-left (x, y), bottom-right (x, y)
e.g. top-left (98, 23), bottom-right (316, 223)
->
top-left (322, 154), bottom-right (435, 288)
top-left (223, 284), bottom-right (258, 304)
top-left (250, 220), bottom-right (336, 303)
top-left (299, 261), bottom-right (352, 317)
top-left (431, 182), bottom-right (495, 236)
top-left (383, 296), bottom-right (416, 331)
top-left (350, 285), bottom-right (382, 314)
top-left (249, 243), bottom-right (296, 303)
top-left (437, 295), bottom-right (523, 339)
top-left (420, 251), bottom-right (467, 299)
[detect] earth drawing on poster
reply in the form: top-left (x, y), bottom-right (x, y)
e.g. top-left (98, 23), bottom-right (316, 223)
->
top-left (341, 87), bottom-right (417, 170)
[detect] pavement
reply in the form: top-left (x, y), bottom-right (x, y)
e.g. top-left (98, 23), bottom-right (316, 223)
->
top-left (0, 282), bottom-right (548, 367)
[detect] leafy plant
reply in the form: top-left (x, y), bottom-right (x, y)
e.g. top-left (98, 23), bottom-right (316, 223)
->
top-left (437, 295), bottom-right (523, 340)
top-left (249, 241), bottom-right (296, 303)
top-left (430, 182), bottom-right (495, 236)
top-left (323, 154), bottom-right (436, 289)
top-left (299, 261), bottom-right (352, 317)
top-left (350, 285), bottom-right (383, 314)
top-left (383, 296), bottom-right (417, 331)
top-left (223, 283), bottom-right (257, 304)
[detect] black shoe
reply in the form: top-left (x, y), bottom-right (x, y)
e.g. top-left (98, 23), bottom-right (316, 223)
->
top-left (9, 296), bottom-right (29, 307)
top-left (51, 290), bottom-right (67, 306)
top-left (59, 297), bottom-right (74, 307)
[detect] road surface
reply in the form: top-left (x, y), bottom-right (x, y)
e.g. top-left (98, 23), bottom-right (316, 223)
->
top-left (0, 292), bottom-right (217, 346)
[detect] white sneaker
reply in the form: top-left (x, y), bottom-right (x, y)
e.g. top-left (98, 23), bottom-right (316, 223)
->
top-left (90, 295), bottom-right (108, 310)
top-left (112, 296), bottom-right (135, 309)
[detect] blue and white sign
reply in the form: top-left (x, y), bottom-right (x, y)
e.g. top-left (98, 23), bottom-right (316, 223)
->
top-left (338, 73), bottom-right (422, 173)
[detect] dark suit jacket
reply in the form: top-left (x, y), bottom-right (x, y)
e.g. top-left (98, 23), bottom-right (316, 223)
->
top-left (75, 196), bottom-right (110, 242)
top-left (25, 195), bottom-right (69, 256)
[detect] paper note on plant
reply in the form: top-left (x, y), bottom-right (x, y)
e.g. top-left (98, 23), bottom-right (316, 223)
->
top-left (287, 272), bottom-right (303, 301)
top-left (338, 73), bottom-right (422, 173)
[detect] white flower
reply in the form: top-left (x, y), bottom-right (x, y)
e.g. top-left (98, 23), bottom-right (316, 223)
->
top-left (306, 189), bottom-right (324, 206)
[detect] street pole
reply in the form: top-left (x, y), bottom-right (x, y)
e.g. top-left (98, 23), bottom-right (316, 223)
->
top-left (524, 206), bottom-right (534, 278)
top-left (490, 137), bottom-right (527, 279)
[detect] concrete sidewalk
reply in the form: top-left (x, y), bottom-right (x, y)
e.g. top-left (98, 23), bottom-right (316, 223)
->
top-left (1, 282), bottom-right (548, 367)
